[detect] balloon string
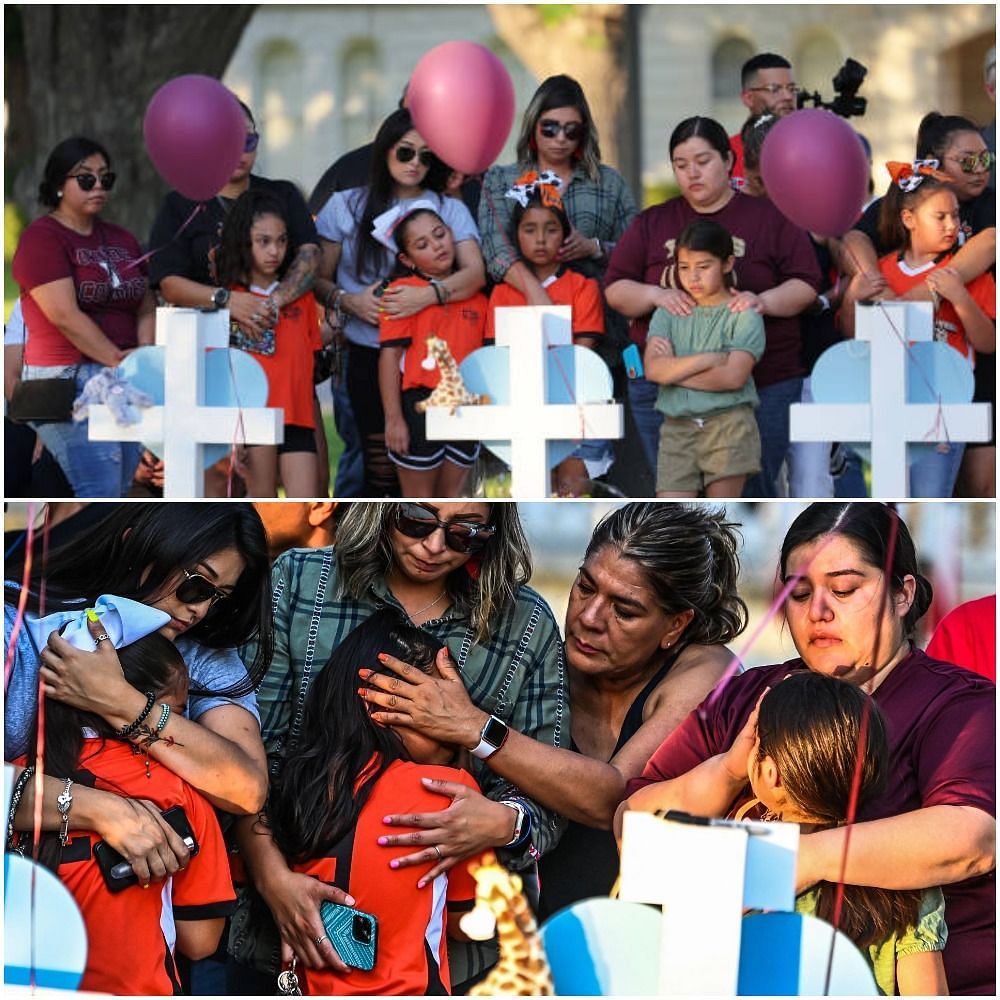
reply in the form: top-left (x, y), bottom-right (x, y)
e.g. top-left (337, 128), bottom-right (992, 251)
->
top-left (4, 510), bottom-right (37, 693)
top-left (120, 202), bottom-right (206, 274)
top-left (225, 343), bottom-right (250, 498)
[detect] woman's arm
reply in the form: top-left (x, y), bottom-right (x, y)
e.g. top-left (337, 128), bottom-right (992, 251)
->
top-left (174, 918), bottom-right (226, 961)
top-left (900, 229), bottom-right (996, 301)
top-left (924, 266), bottom-right (996, 353)
top-left (271, 243), bottom-right (321, 310)
top-left (28, 279), bottom-right (126, 366)
top-left (136, 288), bottom-right (157, 346)
top-left (796, 804), bottom-right (995, 893)
top-left (381, 239), bottom-right (488, 319)
top-left (313, 238), bottom-right (341, 307)
top-left (158, 275), bottom-right (270, 339)
top-left (756, 279), bottom-right (819, 318)
top-left (379, 345), bottom-right (409, 455)
top-left (606, 279), bottom-right (695, 319)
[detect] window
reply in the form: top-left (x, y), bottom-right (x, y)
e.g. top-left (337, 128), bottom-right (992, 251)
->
top-left (712, 37), bottom-right (755, 99)
top-left (340, 38), bottom-right (383, 151)
top-left (795, 32), bottom-right (844, 99)
top-left (257, 39), bottom-right (304, 182)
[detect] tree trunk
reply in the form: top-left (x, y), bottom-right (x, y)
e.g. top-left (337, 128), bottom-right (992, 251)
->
top-left (8, 4), bottom-right (256, 240)
top-left (486, 4), bottom-right (639, 195)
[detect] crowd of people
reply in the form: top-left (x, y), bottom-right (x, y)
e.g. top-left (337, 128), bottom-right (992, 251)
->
top-left (3, 500), bottom-right (996, 996)
top-left (5, 49), bottom-right (996, 499)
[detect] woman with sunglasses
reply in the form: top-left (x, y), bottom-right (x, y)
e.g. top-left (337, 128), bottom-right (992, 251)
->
top-left (314, 110), bottom-right (486, 497)
top-left (230, 501), bottom-right (565, 992)
top-left (5, 502), bottom-right (272, 885)
top-left (11, 136), bottom-right (155, 497)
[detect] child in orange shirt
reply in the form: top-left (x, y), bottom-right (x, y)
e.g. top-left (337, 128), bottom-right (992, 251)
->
top-left (377, 203), bottom-right (490, 497)
top-left (489, 172), bottom-right (608, 494)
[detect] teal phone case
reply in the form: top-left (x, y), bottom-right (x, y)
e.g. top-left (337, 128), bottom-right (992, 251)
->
top-left (319, 901), bottom-right (378, 971)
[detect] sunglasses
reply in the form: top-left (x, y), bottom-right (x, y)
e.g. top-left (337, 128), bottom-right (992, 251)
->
top-left (175, 569), bottom-right (230, 607)
top-left (68, 172), bottom-right (116, 192)
top-left (245, 132), bottom-right (260, 153)
top-left (395, 145), bottom-right (435, 167)
top-left (539, 119), bottom-right (585, 142)
top-left (948, 151), bottom-right (994, 174)
top-left (394, 503), bottom-right (495, 554)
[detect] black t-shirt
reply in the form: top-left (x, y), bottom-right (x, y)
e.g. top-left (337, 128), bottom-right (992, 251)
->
top-left (147, 175), bottom-right (319, 289)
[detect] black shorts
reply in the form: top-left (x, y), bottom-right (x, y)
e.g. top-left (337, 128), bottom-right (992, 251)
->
top-left (388, 387), bottom-right (480, 472)
top-left (970, 353), bottom-right (995, 449)
top-left (277, 424), bottom-right (317, 455)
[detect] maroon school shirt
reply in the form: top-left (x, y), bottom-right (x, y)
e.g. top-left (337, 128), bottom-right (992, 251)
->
top-left (628, 648), bottom-right (996, 996)
top-left (604, 192), bottom-right (821, 389)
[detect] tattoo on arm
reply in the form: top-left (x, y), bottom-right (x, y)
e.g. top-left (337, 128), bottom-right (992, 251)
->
top-left (274, 244), bottom-right (321, 307)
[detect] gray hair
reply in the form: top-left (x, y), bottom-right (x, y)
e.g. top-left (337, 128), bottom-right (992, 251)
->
top-left (584, 502), bottom-right (748, 646)
top-left (333, 503), bottom-right (532, 644)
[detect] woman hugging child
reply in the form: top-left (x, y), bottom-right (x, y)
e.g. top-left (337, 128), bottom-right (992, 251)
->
top-left (216, 190), bottom-right (323, 498)
top-left (377, 204), bottom-right (490, 498)
top-left (644, 220), bottom-right (765, 498)
top-left (488, 172), bottom-right (609, 496)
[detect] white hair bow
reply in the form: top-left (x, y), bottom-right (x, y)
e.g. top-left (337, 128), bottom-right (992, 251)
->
top-left (26, 595), bottom-right (171, 652)
top-left (371, 198), bottom-right (442, 254)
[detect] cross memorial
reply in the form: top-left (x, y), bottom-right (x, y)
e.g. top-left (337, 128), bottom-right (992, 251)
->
top-left (790, 301), bottom-right (991, 497)
top-left (424, 305), bottom-right (623, 497)
top-left (88, 307), bottom-right (283, 497)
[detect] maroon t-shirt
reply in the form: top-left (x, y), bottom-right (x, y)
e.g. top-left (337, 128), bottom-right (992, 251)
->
top-left (604, 193), bottom-right (821, 388)
top-left (629, 649), bottom-right (996, 996)
top-left (12, 215), bottom-right (147, 365)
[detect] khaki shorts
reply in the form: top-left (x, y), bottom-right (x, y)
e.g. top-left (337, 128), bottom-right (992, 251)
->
top-left (656, 405), bottom-right (761, 492)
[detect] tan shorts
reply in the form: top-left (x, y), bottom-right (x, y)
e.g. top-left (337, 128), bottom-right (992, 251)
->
top-left (656, 405), bottom-right (761, 492)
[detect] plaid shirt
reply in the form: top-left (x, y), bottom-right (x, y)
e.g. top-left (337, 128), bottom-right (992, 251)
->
top-left (478, 161), bottom-right (638, 282)
top-left (250, 546), bottom-right (569, 866)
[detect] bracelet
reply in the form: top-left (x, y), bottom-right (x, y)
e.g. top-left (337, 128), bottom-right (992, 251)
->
top-left (153, 703), bottom-right (171, 735)
top-left (114, 691), bottom-right (156, 739)
top-left (57, 777), bottom-right (74, 847)
top-left (429, 277), bottom-right (449, 305)
top-left (500, 798), bottom-right (532, 850)
top-left (6, 765), bottom-right (35, 846)
top-left (592, 237), bottom-right (603, 260)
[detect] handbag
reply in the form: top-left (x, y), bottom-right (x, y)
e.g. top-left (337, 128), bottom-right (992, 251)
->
top-left (8, 375), bottom-right (77, 423)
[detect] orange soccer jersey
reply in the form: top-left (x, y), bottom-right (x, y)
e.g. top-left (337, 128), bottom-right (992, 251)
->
top-left (878, 253), bottom-right (996, 364)
top-left (379, 276), bottom-right (490, 391)
top-left (486, 267), bottom-right (605, 342)
top-left (19, 739), bottom-right (235, 996)
top-left (292, 759), bottom-right (479, 996)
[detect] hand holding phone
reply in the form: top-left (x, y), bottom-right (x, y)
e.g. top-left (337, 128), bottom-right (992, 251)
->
top-left (319, 901), bottom-right (378, 971)
top-left (95, 805), bottom-right (198, 892)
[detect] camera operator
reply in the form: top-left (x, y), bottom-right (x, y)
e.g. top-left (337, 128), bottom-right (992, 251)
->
top-left (729, 53), bottom-right (798, 186)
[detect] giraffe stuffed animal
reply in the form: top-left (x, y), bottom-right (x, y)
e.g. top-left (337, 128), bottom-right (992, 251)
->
top-left (461, 852), bottom-right (554, 997)
top-left (414, 335), bottom-right (491, 415)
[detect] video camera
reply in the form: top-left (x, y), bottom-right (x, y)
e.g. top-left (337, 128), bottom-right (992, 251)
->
top-left (797, 58), bottom-right (868, 118)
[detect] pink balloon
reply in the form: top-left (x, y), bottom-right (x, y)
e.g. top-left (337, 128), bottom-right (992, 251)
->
top-left (408, 42), bottom-right (515, 175)
top-left (143, 75), bottom-right (247, 201)
top-left (759, 109), bottom-right (870, 237)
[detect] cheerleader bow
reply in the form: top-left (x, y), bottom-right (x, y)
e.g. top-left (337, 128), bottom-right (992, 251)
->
top-left (886, 159), bottom-right (951, 192)
top-left (25, 595), bottom-right (171, 653)
top-left (371, 198), bottom-right (441, 254)
top-left (504, 170), bottom-right (564, 210)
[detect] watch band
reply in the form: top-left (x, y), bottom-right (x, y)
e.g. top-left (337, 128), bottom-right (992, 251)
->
top-left (500, 799), bottom-right (530, 848)
top-left (471, 714), bottom-right (509, 760)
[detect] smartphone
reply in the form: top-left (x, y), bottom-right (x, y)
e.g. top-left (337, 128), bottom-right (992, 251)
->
top-left (95, 805), bottom-right (199, 893)
top-left (623, 343), bottom-right (644, 380)
top-left (373, 278), bottom-right (392, 299)
top-left (320, 901), bottom-right (378, 972)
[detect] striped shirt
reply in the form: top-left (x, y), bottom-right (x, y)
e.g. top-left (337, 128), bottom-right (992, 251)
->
top-left (478, 161), bottom-right (637, 283)
top-left (250, 546), bottom-right (569, 866)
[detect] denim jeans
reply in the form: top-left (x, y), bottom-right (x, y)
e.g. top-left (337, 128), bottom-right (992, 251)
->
top-left (626, 377), bottom-right (664, 483)
top-left (743, 376), bottom-right (804, 498)
top-left (909, 442), bottom-right (965, 498)
top-left (330, 349), bottom-right (364, 498)
top-left (26, 362), bottom-right (142, 498)
top-left (787, 378), bottom-right (834, 498)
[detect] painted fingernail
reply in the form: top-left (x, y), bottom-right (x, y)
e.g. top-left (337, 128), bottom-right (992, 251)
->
top-left (358, 668), bottom-right (372, 679)
top-left (390, 859), bottom-right (400, 869)
top-left (377, 837), bottom-right (388, 846)
top-left (417, 879), bottom-right (427, 889)
top-left (86, 609), bottom-right (100, 622)
top-left (377, 652), bottom-right (388, 662)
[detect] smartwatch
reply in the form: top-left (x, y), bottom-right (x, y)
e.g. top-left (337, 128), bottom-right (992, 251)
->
top-left (211, 287), bottom-right (231, 310)
top-left (471, 714), bottom-right (509, 760)
top-left (816, 293), bottom-right (831, 313)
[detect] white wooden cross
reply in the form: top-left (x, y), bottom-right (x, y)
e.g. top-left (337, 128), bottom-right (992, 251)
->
top-left (424, 305), bottom-right (623, 497)
top-left (88, 307), bottom-right (283, 497)
top-left (790, 301), bottom-right (991, 497)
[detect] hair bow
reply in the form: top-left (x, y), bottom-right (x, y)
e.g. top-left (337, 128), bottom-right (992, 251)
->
top-left (26, 595), bottom-right (171, 653)
top-left (885, 159), bottom-right (951, 192)
top-left (504, 170), bottom-right (564, 210)
top-left (371, 198), bottom-right (442, 254)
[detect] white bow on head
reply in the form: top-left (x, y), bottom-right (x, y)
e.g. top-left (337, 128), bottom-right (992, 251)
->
top-left (371, 198), bottom-right (443, 254)
top-left (25, 594), bottom-right (171, 652)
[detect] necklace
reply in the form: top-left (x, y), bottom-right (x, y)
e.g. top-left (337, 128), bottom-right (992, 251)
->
top-left (402, 589), bottom-right (447, 622)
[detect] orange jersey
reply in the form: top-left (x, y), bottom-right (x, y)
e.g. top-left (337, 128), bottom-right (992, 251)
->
top-left (487, 267), bottom-right (605, 342)
top-left (877, 253), bottom-right (996, 364)
top-left (379, 276), bottom-right (490, 391)
top-left (17, 740), bottom-right (235, 996)
top-left (293, 760), bottom-right (479, 996)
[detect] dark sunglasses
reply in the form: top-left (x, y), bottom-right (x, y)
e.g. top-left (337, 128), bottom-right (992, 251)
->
top-left (175, 569), bottom-right (230, 607)
top-left (395, 502), bottom-right (495, 554)
top-left (539, 119), bottom-right (585, 142)
top-left (395, 145), bottom-right (435, 167)
top-left (245, 132), bottom-right (260, 153)
top-left (68, 172), bottom-right (116, 192)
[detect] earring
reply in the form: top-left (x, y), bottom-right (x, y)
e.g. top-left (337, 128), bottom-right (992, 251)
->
top-left (57, 190), bottom-right (63, 198)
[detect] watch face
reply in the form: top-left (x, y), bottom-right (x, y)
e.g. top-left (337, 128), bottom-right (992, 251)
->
top-left (482, 716), bottom-right (508, 748)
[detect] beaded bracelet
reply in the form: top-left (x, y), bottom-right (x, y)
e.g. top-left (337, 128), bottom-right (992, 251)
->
top-left (153, 703), bottom-right (171, 735)
top-left (114, 691), bottom-right (156, 739)
top-left (6, 765), bottom-right (35, 847)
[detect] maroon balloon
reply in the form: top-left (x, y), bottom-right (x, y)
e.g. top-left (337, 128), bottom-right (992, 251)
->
top-left (408, 42), bottom-right (515, 175)
top-left (143, 75), bottom-right (247, 201)
top-left (759, 109), bottom-right (869, 237)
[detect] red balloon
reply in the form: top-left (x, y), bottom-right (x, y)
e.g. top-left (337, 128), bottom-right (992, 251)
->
top-left (143, 75), bottom-right (247, 201)
top-left (408, 42), bottom-right (515, 175)
top-left (759, 109), bottom-right (869, 237)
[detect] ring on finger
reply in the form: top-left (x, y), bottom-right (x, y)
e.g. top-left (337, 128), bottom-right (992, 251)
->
top-left (94, 633), bottom-right (111, 644)
top-left (432, 845), bottom-right (443, 861)
top-left (315, 934), bottom-right (327, 947)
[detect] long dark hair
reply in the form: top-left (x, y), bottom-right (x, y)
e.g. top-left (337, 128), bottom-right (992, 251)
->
top-left (39, 136), bottom-right (111, 208)
top-left (779, 502), bottom-right (932, 639)
top-left (352, 109), bottom-right (446, 283)
top-left (5, 503), bottom-right (273, 694)
top-left (669, 116), bottom-right (734, 169)
top-left (266, 609), bottom-right (444, 864)
top-left (511, 191), bottom-right (572, 247)
top-left (877, 174), bottom-right (957, 253)
top-left (676, 220), bottom-right (737, 290)
top-left (916, 112), bottom-right (980, 162)
top-left (756, 673), bottom-right (924, 948)
top-left (28, 633), bottom-right (187, 872)
top-left (215, 189), bottom-right (291, 288)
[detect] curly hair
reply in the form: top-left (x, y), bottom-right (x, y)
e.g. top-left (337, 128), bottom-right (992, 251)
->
top-left (214, 189), bottom-right (291, 288)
